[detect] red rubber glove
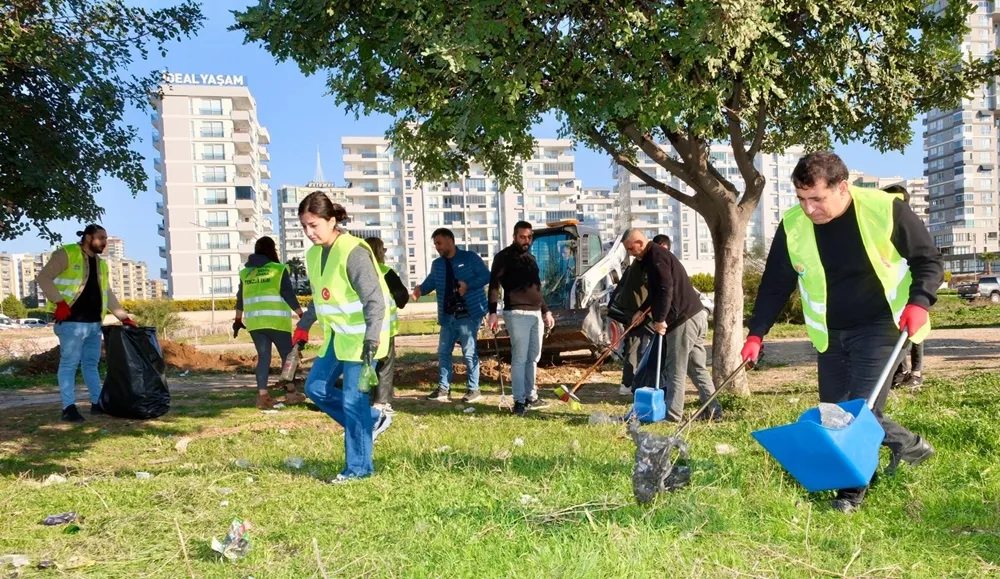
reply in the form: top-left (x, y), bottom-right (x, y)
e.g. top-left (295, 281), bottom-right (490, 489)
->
top-left (54, 301), bottom-right (71, 322)
top-left (898, 304), bottom-right (929, 337)
top-left (740, 335), bottom-right (763, 363)
top-left (293, 327), bottom-right (310, 346)
top-left (121, 317), bottom-right (137, 327)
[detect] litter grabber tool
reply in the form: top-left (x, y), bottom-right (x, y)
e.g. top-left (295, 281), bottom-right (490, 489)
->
top-left (633, 333), bottom-right (667, 423)
top-left (751, 331), bottom-right (910, 493)
top-left (554, 307), bottom-right (650, 407)
top-left (628, 360), bottom-right (749, 503)
top-left (490, 329), bottom-right (512, 409)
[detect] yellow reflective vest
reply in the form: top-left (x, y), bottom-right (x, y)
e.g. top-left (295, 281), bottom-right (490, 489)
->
top-left (239, 262), bottom-right (293, 333)
top-left (46, 244), bottom-right (110, 314)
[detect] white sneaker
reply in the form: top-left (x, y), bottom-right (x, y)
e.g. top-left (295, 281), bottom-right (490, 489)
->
top-left (373, 411), bottom-right (393, 443)
top-left (329, 474), bottom-right (356, 485)
top-left (374, 403), bottom-right (395, 415)
top-left (618, 384), bottom-right (633, 396)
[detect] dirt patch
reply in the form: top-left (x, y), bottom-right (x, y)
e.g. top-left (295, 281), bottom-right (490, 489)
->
top-left (19, 340), bottom-right (259, 376)
top-left (394, 357), bottom-right (604, 388)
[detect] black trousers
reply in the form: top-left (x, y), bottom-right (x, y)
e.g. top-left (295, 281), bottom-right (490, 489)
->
top-left (250, 329), bottom-right (293, 391)
top-left (621, 328), bottom-right (650, 390)
top-left (371, 335), bottom-right (396, 405)
top-left (817, 317), bottom-right (920, 498)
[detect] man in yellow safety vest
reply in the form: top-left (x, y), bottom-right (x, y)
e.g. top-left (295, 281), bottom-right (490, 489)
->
top-left (741, 152), bottom-right (943, 513)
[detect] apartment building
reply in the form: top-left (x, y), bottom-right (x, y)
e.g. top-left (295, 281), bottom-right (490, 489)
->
top-left (106, 236), bottom-right (125, 260)
top-left (147, 279), bottom-right (167, 300)
top-left (151, 73), bottom-right (272, 299)
top-left (576, 187), bottom-right (619, 244)
top-left (921, 1), bottom-right (1000, 273)
top-left (0, 253), bottom-right (44, 304)
top-left (104, 258), bottom-right (149, 302)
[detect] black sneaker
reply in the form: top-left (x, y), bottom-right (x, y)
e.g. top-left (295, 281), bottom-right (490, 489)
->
top-left (426, 388), bottom-right (451, 402)
top-left (512, 401), bottom-right (527, 417)
top-left (902, 374), bottom-right (924, 389)
top-left (695, 407), bottom-right (723, 422)
top-left (830, 486), bottom-right (867, 513)
top-left (888, 436), bottom-right (934, 473)
top-left (462, 390), bottom-right (482, 403)
top-left (526, 396), bottom-right (550, 410)
top-left (61, 404), bottom-right (85, 423)
top-left (90, 402), bottom-right (106, 415)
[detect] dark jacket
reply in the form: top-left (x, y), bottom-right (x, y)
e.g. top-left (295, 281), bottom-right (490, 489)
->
top-left (488, 244), bottom-right (549, 314)
top-left (383, 267), bottom-right (409, 309)
top-left (638, 242), bottom-right (704, 331)
top-left (748, 198), bottom-right (943, 337)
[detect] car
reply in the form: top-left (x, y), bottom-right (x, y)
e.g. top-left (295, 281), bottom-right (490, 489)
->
top-left (957, 276), bottom-right (1000, 303)
top-left (0, 316), bottom-right (16, 330)
top-left (18, 318), bottom-right (48, 328)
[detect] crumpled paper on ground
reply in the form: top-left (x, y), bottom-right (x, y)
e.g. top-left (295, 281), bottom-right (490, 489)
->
top-left (211, 519), bottom-right (252, 560)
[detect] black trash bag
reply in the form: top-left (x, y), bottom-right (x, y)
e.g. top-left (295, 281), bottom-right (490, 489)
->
top-left (99, 325), bottom-right (170, 419)
top-left (628, 421), bottom-right (691, 504)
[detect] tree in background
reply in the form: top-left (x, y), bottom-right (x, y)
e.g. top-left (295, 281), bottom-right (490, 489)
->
top-left (982, 252), bottom-right (998, 275)
top-left (20, 295), bottom-right (38, 309)
top-left (286, 257), bottom-right (307, 292)
top-left (234, 1), bottom-right (997, 393)
top-left (1, 295), bottom-right (28, 320)
top-left (0, 0), bottom-right (204, 242)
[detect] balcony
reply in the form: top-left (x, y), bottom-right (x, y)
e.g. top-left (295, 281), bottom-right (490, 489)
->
top-left (233, 155), bottom-right (252, 170)
top-left (237, 220), bottom-right (255, 233)
top-left (206, 243), bottom-right (232, 251)
top-left (259, 147), bottom-right (270, 161)
top-left (159, 246), bottom-right (166, 258)
top-left (233, 130), bottom-right (252, 153)
top-left (153, 158), bottom-right (162, 174)
top-left (261, 165), bottom-right (271, 180)
top-left (263, 218), bottom-right (273, 231)
top-left (234, 176), bottom-right (253, 188)
top-left (258, 126), bottom-right (270, 144)
top-left (238, 243), bottom-right (254, 255)
top-left (156, 201), bottom-right (163, 215)
top-left (230, 110), bottom-right (250, 125)
top-left (157, 224), bottom-right (165, 237)
top-left (160, 268), bottom-right (168, 280)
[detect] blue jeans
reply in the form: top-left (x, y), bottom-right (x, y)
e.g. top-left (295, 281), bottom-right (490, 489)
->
top-left (305, 346), bottom-right (382, 478)
top-left (54, 322), bottom-right (103, 409)
top-left (503, 310), bottom-right (542, 403)
top-left (438, 314), bottom-right (483, 393)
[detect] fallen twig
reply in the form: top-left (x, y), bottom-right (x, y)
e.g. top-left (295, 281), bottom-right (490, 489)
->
top-left (842, 548), bottom-right (862, 576)
top-left (528, 500), bottom-right (626, 524)
top-left (174, 518), bottom-right (195, 579)
top-left (313, 538), bottom-right (330, 579)
top-left (82, 481), bottom-right (109, 511)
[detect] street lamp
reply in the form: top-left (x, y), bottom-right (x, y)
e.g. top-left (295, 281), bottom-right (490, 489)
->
top-left (189, 221), bottom-right (216, 327)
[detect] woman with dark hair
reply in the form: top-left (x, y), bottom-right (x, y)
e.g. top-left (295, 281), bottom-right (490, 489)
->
top-left (234, 236), bottom-right (305, 409)
top-left (364, 236), bottom-right (409, 414)
top-left (293, 192), bottom-right (393, 482)
top-left (35, 224), bottom-right (136, 422)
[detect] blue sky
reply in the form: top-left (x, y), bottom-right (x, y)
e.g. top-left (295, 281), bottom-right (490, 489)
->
top-left (4, 0), bottom-right (925, 270)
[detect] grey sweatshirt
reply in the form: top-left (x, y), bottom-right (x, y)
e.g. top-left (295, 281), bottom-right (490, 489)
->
top-left (235, 254), bottom-right (301, 312)
top-left (297, 245), bottom-right (386, 343)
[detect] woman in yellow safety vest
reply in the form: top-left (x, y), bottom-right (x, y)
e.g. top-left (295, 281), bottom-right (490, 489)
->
top-left (233, 236), bottom-right (305, 409)
top-left (364, 237), bottom-right (410, 415)
top-left (293, 192), bottom-right (393, 482)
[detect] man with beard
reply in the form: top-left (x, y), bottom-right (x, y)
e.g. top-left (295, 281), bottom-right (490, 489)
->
top-left (487, 221), bottom-right (555, 416)
top-left (36, 224), bottom-right (136, 422)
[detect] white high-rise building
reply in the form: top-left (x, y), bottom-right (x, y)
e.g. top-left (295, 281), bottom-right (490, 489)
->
top-left (576, 186), bottom-right (618, 244)
top-left (922, 2), bottom-right (1000, 274)
top-left (613, 145), bottom-right (804, 272)
top-left (151, 73), bottom-right (272, 299)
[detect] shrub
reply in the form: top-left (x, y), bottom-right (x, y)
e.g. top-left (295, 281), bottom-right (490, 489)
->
top-left (119, 296), bottom-right (314, 313)
top-left (689, 273), bottom-right (715, 293)
top-left (943, 271), bottom-right (952, 284)
top-left (742, 270), bottom-right (803, 324)
top-left (1, 295), bottom-right (27, 320)
top-left (129, 300), bottom-right (186, 337)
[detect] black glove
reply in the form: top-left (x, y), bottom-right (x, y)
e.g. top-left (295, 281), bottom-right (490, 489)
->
top-left (362, 340), bottom-right (378, 367)
top-left (232, 319), bottom-right (246, 338)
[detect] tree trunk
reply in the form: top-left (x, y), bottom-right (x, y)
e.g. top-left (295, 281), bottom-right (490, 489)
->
top-left (711, 212), bottom-right (750, 396)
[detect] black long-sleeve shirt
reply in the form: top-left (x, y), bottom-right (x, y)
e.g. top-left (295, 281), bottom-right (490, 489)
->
top-left (748, 198), bottom-right (943, 337)
top-left (383, 268), bottom-right (409, 309)
top-left (488, 244), bottom-right (549, 314)
top-left (638, 242), bottom-right (704, 329)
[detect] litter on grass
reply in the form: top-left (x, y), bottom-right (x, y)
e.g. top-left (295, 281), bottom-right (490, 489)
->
top-left (283, 457), bottom-right (304, 469)
top-left (42, 474), bottom-right (67, 486)
top-left (0, 555), bottom-right (29, 568)
top-left (135, 471), bottom-right (152, 480)
top-left (41, 512), bottom-right (77, 526)
top-left (628, 422), bottom-right (691, 504)
top-left (211, 519), bottom-right (253, 560)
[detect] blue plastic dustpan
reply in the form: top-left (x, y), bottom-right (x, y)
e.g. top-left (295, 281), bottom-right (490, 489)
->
top-left (752, 332), bottom-right (909, 492)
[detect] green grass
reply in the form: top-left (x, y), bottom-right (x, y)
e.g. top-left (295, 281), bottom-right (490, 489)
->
top-left (2, 369), bottom-right (999, 577)
top-left (178, 318), bottom-right (441, 346)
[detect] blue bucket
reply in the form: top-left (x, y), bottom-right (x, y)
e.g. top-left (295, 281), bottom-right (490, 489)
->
top-left (751, 399), bottom-right (885, 492)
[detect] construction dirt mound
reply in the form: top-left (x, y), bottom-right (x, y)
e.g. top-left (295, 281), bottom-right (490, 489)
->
top-left (20, 340), bottom-right (258, 376)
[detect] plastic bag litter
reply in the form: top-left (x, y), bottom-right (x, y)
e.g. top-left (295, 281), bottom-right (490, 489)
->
top-left (0, 555), bottom-right (29, 568)
top-left (818, 403), bottom-right (855, 429)
top-left (234, 459), bottom-right (250, 469)
top-left (135, 471), bottom-right (152, 480)
top-left (283, 457), bottom-right (304, 469)
top-left (42, 512), bottom-right (77, 526)
top-left (588, 412), bottom-right (619, 425)
top-left (211, 519), bottom-right (252, 560)
top-left (628, 422), bottom-right (691, 504)
top-left (42, 474), bottom-right (67, 486)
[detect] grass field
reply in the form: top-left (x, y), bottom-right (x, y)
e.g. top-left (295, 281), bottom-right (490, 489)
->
top-left (1, 366), bottom-right (998, 577)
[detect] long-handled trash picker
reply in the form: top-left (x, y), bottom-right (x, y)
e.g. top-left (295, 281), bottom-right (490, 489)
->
top-left (629, 359), bottom-right (749, 503)
top-left (490, 329), bottom-right (512, 409)
top-left (554, 307), bottom-right (651, 408)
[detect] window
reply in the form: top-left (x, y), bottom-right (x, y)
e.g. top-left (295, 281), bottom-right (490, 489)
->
top-left (409, 265), bottom-right (416, 275)
top-left (206, 233), bottom-right (230, 250)
top-left (210, 278), bottom-right (233, 294)
top-left (199, 99), bottom-right (223, 115)
top-left (405, 196), bottom-right (412, 207)
top-left (202, 144), bottom-right (225, 160)
top-left (205, 211), bottom-right (228, 227)
top-left (200, 121), bottom-right (224, 138)
top-left (406, 214), bottom-right (413, 224)
top-left (408, 248), bottom-right (415, 257)
top-left (204, 188), bottom-right (228, 205)
top-left (980, 138), bottom-right (992, 149)
top-left (202, 167), bottom-right (227, 183)
top-left (199, 255), bottom-right (232, 272)
top-left (407, 231), bottom-right (414, 241)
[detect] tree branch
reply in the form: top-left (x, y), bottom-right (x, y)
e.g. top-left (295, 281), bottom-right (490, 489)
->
top-left (724, 77), bottom-right (759, 194)
top-left (585, 126), bottom-right (700, 213)
top-left (748, 100), bottom-right (767, 160)
top-left (616, 122), bottom-right (701, 194)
